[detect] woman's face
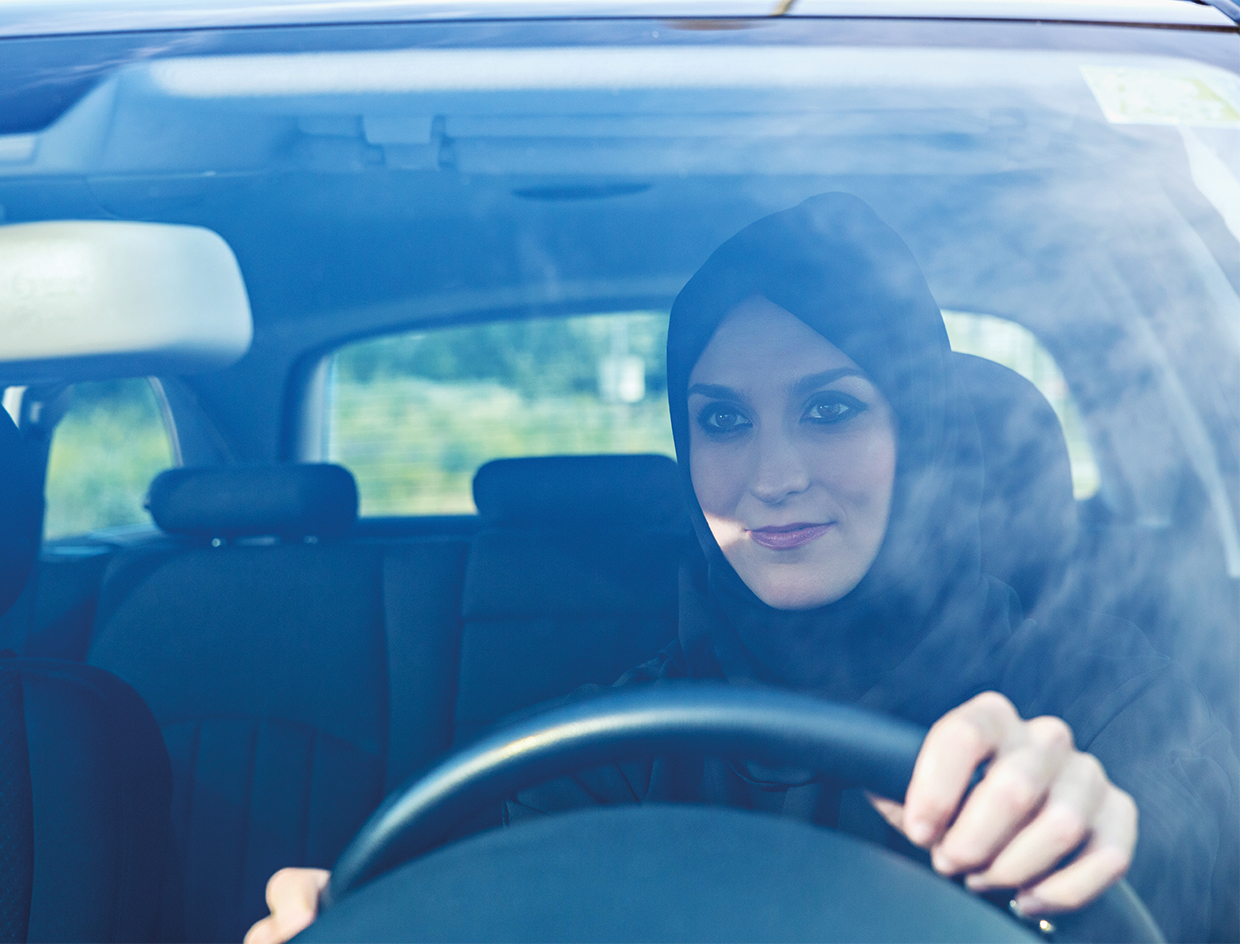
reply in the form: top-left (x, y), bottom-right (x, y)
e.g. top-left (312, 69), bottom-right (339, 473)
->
top-left (688, 296), bottom-right (898, 610)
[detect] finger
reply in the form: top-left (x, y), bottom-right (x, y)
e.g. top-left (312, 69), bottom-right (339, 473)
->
top-left (273, 901), bottom-right (321, 944)
top-left (866, 792), bottom-right (905, 832)
top-left (935, 715), bottom-right (1075, 875)
top-left (904, 692), bottom-right (1021, 848)
top-left (266, 868), bottom-right (324, 913)
top-left (1014, 788), bottom-right (1138, 914)
top-left (966, 752), bottom-right (1107, 891)
top-left (244, 916), bottom-right (280, 944)
top-left (267, 868), bottom-right (301, 913)
top-left (265, 869), bottom-right (328, 943)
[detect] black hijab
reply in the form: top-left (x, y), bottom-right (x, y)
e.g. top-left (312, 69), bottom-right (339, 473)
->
top-left (667, 192), bottom-right (1021, 727)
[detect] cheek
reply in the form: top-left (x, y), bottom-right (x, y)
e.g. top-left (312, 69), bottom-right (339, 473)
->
top-left (688, 435), bottom-right (742, 517)
top-left (689, 437), bottom-right (749, 551)
top-left (817, 421), bottom-right (897, 515)
top-left (860, 432), bottom-right (897, 512)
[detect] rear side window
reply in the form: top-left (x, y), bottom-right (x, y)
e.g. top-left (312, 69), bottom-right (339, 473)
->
top-left (43, 379), bottom-right (176, 539)
top-left (325, 312), bottom-right (673, 515)
top-left (943, 311), bottom-right (1099, 499)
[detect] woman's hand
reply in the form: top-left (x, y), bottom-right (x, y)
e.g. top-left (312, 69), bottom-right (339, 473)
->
top-left (869, 691), bottom-right (1137, 916)
top-left (244, 867), bottom-right (330, 944)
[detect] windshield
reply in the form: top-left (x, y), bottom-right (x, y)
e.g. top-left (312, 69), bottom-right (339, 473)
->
top-left (2, 14), bottom-right (1238, 940)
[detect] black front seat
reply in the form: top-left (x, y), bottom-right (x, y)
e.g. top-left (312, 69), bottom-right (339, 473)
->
top-left (0, 410), bottom-right (175, 943)
top-left (954, 352), bottom-right (1078, 614)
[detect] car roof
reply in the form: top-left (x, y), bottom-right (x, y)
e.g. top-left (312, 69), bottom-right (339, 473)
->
top-left (0, 0), bottom-right (1233, 38)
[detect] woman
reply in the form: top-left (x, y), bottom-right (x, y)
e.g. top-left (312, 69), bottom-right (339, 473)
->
top-left (248, 194), bottom-right (1237, 944)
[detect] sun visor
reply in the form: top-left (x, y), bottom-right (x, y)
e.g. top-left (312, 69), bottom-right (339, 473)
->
top-left (0, 220), bottom-right (252, 384)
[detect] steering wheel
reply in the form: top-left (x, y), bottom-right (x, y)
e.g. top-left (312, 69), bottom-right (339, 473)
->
top-left (298, 684), bottom-right (1163, 943)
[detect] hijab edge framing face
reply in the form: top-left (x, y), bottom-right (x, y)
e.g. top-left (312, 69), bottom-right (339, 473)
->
top-left (687, 294), bottom-right (899, 611)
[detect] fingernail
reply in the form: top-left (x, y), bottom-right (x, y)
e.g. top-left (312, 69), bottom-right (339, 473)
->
top-left (906, 819), bottom-right (933, 845)
top-left (932, 849), bottom-right (956, 874)
top-left (1015, 893), bottom-right (1047, 915)
top-left (965, 874), bottom-right (989, 891)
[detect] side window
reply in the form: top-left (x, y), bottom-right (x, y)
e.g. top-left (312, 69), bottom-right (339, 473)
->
top-left (942, 311), bottom-right (1099, 499)
top-left (42, 379), bottom-right (176, 539)
top-left (324, 312), bottom-right (673, 515)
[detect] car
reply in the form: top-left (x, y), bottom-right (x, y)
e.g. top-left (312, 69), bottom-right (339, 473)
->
top-left (0, 0), bottom-right (1236, 940)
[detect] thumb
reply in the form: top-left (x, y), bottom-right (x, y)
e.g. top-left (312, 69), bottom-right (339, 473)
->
top-left (866, 791), bottom-right (909, 833)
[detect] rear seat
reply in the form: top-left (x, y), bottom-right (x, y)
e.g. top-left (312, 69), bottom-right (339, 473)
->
top-left (84, 465), bottom-right (469, 943)
top-left (66, 455), bottom-right (686, 943)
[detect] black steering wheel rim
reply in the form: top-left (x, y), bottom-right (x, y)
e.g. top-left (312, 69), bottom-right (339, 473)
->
top-left (320, 683), bottom-right (1163, 943)
top-left (324, 683), bottom-right (926, 904)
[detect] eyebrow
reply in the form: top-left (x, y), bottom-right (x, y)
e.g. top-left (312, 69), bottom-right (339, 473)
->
top-left (686, 382), bottom-right (741, 400)
top-left (687, 368), bottom-right (865, 401)
top-left (790, 367), bottom-right (866, 397)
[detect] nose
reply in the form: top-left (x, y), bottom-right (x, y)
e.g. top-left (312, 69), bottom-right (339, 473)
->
top-left (748, 425), bottom-right (811, 504)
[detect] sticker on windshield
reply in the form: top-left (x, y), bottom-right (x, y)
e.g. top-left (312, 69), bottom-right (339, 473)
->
top-left (1081, 66), bottom-right (1240, 128)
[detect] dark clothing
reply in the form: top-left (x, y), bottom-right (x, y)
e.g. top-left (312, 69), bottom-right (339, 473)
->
top-left (508, 600), bottom-right (1239, 944)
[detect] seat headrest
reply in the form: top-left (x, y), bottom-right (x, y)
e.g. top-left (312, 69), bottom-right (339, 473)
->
top-left (954, 353), bottom-right (1077, 609)
top-left (0, 410), bottom-right (43, 615)
top-left (147, 464), bottom-right (358, 540)
top-left (473, 454), bottom-right (686, 529)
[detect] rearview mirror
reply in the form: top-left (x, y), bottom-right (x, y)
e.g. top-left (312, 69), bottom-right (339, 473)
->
top-left (0, 220), bottom-right (252, 384)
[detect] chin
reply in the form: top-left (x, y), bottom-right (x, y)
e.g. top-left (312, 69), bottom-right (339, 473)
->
top-left (748, 573), bottom-right (856, 611)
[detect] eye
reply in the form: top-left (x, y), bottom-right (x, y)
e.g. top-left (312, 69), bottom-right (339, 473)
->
top-left (697, 403), bottom-right (752, 435)
top-left (803, 393), bottom-right (866, 425)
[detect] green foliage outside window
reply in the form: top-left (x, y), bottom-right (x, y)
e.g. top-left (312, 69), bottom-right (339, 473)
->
top-left (334, 313), bottom-right (669, 396)
top-left (43, 379), bottom-right (174, 539)
top-left (328, 313), bottom-right (674, 515)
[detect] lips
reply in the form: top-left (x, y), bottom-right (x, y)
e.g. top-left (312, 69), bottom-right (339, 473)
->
top-left (748, 523), bottom-right (833, 550)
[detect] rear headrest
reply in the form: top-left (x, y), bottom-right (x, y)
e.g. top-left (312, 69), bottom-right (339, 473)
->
top-left (954, 353), bottom-right (1077, 609)
top-left (473, 455), bottom-right (686, 529)
top-left (0, 410), bottom-right (42, 615)
top-left (147, 464), bottom-right (358, 540)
